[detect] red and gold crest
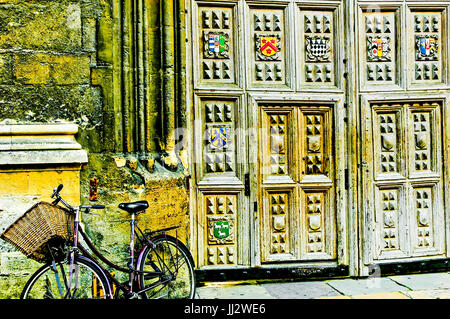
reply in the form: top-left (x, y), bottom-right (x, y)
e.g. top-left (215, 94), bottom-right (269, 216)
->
top-left (260, 36), bottom-right (278, 57)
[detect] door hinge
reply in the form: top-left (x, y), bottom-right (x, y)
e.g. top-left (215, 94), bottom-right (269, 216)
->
top-left (344, 169), bottom-right (349, 190)
top-left (244, 173), bottom-right (250, 196)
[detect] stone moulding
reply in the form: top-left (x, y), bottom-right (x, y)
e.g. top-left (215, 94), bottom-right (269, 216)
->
top-left (0, 124), bottom-right (88, 166)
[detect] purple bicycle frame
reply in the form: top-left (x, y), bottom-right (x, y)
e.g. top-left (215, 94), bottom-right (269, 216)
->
top-left (54, 196), bottom-right (176, 299)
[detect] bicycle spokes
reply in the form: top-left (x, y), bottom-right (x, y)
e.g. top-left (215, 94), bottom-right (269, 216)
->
top-left (139, 237), bottom-right (195, 299)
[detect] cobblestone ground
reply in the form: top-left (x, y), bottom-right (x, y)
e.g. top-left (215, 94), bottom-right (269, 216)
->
top-left (196, 272), bottom-right (450, 299)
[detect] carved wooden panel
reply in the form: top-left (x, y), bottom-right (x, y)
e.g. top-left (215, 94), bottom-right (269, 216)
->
top-left (259, 104), bottom-right (337, 263)
top-left (268, 193), bottom-right (290, 256)
top-left (299, 8), bottom-right (336, 88)
top-left (299, 107), bottom-right (333, 181)
top-left (261, 191), bottom-right (297, 262)
top-left (198, 98), bottom-right (239, 181)
top-left (260, 107), bottom-right (294, 181)
top-left (374, 186), bottom-right (407, 259)
top-left (408, 102), bottom-right (441, 177)
top-left (361, 10), bottom-right (397, 87)
top-left (380, 189), bottom-right (400, 251)
top-left (409, 10), bottom-right (444, 86)
top-left (412, 187), bottom-right (434, 251)
top-left (204, 194), bottom-right (237, 266)
top-left (204, 101), bottom-right (235, 175)
top-left (379, 113), bottom-right (399, 173)
top-left (248, 6), bottom-right (288, 88)
top-left (363, 99), bottom-right (445, 262)
top-left (196, 5), bottom-right (237, 87)
top-left (372, 106), bottom-right (404, 179)
top-left (304, 114), bottom-right (325, 175)
top-left (412, 112), bottom-right (432, 172)
top-left (269, 114), bottom-right (288, 175)
top-left (305, 192), bottom-right (325, 254)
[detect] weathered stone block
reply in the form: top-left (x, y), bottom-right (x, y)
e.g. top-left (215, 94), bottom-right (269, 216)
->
top-left (0, 85), bottom-right (102, 127)
top-left (0, 252), bottom-right (39, 276)
top-left (0, 275), bottom-right (28, 299)
top-left (97, 17), bottom-right (113, 64)
top-left (82, 17), bottom-right (97, 52)
top-left (0, 1), bottom-right (83, 51)
top-left (14, 54), bottom-right (51, 85)
top-left (113, 156), bottom-right (127, 168)
top-left (14, 53), bottom-right (90, 85)
top-left (50, 55), bottom-right (91, 85)
top-left (0, 54), bottom-right (13, 84)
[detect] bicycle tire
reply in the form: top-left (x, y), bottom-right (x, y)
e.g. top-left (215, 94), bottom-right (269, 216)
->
top-left (138, 235), bottom-right (196, 299)
top-left (21, 256), bottom-right (112, 299)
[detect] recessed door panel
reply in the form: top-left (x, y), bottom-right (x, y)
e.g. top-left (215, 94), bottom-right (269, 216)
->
top-left (259, 104), bottom-right (337, 263)
top-left (362, 99), bottom-right (446, 264)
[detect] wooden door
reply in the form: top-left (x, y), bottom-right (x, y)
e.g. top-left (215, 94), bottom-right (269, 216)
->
top-left (258, 104), bottom-right (337, 263)
top-left (357, 1), bottom-right (450, 274)
top-left (187, 0), bottom-right (347, 272)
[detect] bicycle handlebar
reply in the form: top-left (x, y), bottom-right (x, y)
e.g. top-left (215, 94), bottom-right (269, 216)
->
top-left (51, 184), bottom-right (64, 199)
top-left (50, 184), bottom-right (105, 211)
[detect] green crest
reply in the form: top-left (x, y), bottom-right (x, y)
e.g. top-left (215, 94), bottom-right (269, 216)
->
top-left (213, 221), bottom-right (230, 239)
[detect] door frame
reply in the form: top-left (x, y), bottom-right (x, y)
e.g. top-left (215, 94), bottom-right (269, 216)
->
top-left (247, 92), bottom-right (348, 268)
top-left (184, 0), bottom-right (356, 277)
top-left (358, 91), bottom-right (450, 276)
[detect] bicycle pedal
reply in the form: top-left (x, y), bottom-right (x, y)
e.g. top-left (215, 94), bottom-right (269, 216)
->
top-left (126, 292), bottom-right (141, 299)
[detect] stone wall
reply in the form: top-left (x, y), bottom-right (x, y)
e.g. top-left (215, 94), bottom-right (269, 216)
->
top-left (0, 0), bottom-right (189, 298)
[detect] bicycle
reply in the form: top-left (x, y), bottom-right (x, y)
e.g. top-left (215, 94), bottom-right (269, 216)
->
top-left (20, 184), bottom-right (196, 299)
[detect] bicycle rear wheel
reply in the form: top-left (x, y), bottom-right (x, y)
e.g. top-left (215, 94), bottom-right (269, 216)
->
top-left (138, 235), bottom-right (196, 299)
top-left (21, 256), bottom-right (111, 299)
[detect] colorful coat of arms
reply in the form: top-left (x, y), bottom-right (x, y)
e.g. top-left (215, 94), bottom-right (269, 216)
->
top-left (255, 34), bottom-right (281, 61)
top-left (416, 35), bottom-right (438, 61)
top-left (213, 221), bottom-right (230, 239)
top-left (203, 32), bottom-right (229, 59)
top-left (208, 127), bottom-right (230, 150)
top-left (367, 36), bottom-right (391, 62)
top-left (260, 37), bottom-right (278, 56)
top-left (306, 36), bottom-right (331, 62)
top-left (207, 216), bottom-right (234, 245)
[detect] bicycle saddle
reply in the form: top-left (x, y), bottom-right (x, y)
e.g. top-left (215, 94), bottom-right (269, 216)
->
top-left (118, 200), bottom-right (149, 214)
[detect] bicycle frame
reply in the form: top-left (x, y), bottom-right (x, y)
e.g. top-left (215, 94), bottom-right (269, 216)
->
top-left (60, 202), bottom-right (180, 299)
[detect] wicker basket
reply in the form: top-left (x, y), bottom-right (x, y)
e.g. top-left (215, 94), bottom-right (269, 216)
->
top-left (0, 202), bottom-right (74, 263)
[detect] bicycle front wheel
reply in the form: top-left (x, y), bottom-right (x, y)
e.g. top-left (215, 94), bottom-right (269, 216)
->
top-left (21, 256), bottom-right (111, 299)
top-left (138, 235), bottom-right (196, 299)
